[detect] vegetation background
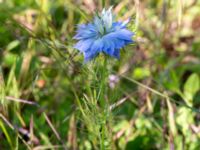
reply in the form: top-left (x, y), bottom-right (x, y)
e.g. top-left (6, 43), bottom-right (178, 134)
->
top-left (0, 0), bottom-right (200, 149)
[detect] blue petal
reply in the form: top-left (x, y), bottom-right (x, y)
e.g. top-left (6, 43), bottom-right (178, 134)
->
top-left (112, 19), bottom-right (130, 30)
top-left (124, 39), bottom-right (133, 45)
top-left (74, 23), bottom-right (97, 40)
top-left (105, 29), bottom-right (133, 41)
top-left (74, 31), bottom-right (96, 40)
top-left (102, 40), bottom-right (115, 56)
top-left (117, 29), bottom-right (134, 41)
top-left (101, 38), bottom-right (110, 51)
top-left (111, 38), bottom-right (125, 49)
top-left (83, 50), bottom-right (97, 62)
top-left (77, 24), bottom-right (86, 29)
top-left (102, 31), bottom-right (131, 49)
top-left (90, 38), bottom-right (104, 52)
top-left (103, 47), bottom-right (120, 59)
top-left (113, 49), bottom-right (120, 58)
top-left (112, 22), bottom-right (125, 30)
top-left (83, 39), bottom-right (104, 62)
top-left (74, 38), bottom-right (94, 52)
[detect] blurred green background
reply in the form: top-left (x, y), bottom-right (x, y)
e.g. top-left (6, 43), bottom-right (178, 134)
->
top-left (1, 0), bottom-right (200, 149)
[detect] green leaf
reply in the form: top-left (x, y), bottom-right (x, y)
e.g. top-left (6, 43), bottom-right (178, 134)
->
top-left (176, 107), bottom-right (194, 135)
top-left (132, 67), bottom-right (150, 80)
top-left (166, 98), bottom-right (177, 136)
top-left (6, 40), bottom-right (20, 51)
top-left (0, 120), bottom-right (13, 148)
top-left (164, 70), bottom-right (181, 94)
top-left (0, 67), bottom-right (5, 106)
top-left (183, 73), bottom-right (200, 106)
top-left (3, 53), bottom-right (17, 66)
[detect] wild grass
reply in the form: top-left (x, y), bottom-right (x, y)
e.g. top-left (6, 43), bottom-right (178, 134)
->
top-left (1, 0), bottom-right (200, 150)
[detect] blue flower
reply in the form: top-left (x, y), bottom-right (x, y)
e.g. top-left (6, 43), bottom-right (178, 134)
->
top-left (74, 7), bottom-right (134, 62)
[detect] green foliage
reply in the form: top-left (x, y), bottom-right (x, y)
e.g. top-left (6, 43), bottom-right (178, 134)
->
top-left (0, 0), bottom-right (200, 150)
top-left (183, 73), bottom-right (200, 106)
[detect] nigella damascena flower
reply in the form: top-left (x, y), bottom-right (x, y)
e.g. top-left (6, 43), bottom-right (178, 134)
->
top-left (74, 7), bottom-right (134, 62)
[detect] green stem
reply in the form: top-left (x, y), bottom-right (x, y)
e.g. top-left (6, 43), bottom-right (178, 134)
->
top-left (98, 56), bottom-right (108, 149)
top-left (99, 57), bottom-right (107, 108)
top-left (100, 124), bottom-right (105, 150)
top-left (101, 0), bottom-right (105, 8)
